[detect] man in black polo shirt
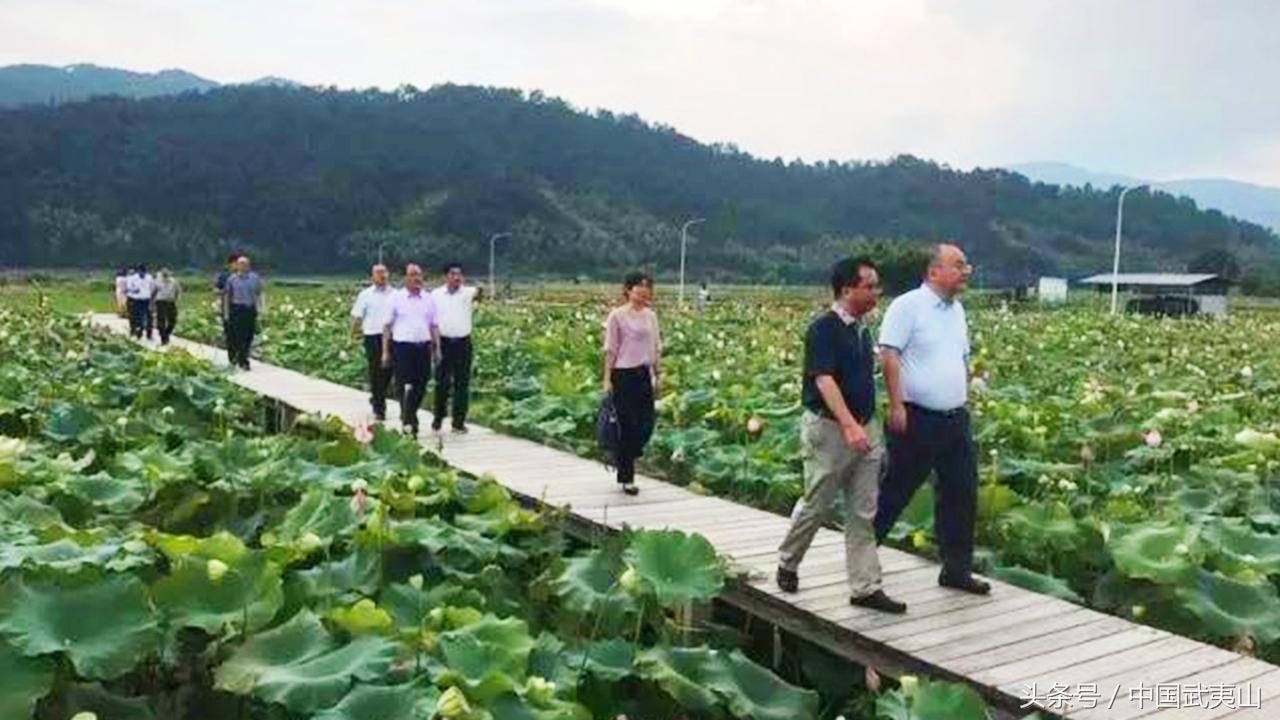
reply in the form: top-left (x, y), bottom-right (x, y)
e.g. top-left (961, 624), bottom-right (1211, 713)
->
top-left (775, 257), bottom-right (905, 614)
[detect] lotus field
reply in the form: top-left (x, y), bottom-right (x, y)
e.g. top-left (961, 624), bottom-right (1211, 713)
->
top-left (0, 301), bottom-right (905, 720)
top-left (177, 286), bottom-right (1280, 662)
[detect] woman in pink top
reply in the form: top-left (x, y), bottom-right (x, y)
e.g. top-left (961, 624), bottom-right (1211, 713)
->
top-left (602, 271), bottom-right (662, 495)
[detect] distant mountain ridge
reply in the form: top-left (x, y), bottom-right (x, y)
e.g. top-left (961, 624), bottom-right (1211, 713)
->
top-left (1008, 162), bottom-right (1280, 233)
top-left (0, 63), bottom-right (297, 107)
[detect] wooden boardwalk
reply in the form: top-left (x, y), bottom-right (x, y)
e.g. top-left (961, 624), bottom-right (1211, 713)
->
top-left (90, 314), bottom-right (1275, 719)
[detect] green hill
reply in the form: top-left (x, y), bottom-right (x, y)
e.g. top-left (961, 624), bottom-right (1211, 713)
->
top-left (1, 82), bottom-right (1275, 289)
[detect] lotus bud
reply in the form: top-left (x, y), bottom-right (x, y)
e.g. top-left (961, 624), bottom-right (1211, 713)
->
top-left (1131, 604), bottom-right (1146, 618)
top-left (1080, 444), bottom-right (1095, 465)
top-left (71, 713), bottom-right (99, 720)
top-left (1241, 366), bottom-right (1254, 380)
top-left (746, 416), bottom-right (764, 436)
top-left (206, 558), bottom-right (229, 583)
top-left (115, 416), bottom-right (129, 428)
top-left (353, 423), bottom-right (374, 444)
top-left (408, 574), bottom-right (424, 590)
top-left (1144, 429), bottom-right (1162, 448)
top-left (406, 474), bottom-right (425, 492)
top-left (350, 488), bottom-right (368, 518)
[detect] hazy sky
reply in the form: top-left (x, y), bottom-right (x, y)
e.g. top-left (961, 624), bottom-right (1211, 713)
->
top-left (6, 0), bottom-right (1279, 185)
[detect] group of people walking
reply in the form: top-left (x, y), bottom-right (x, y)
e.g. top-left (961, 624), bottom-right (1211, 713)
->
top-left (114, 265), bottom-right (181, 344)
top-left (349, 262), bottom-right (479, 435)
top-left (591, 243), bottom-right (989, 614)
top-left (120, 243), bottom-right (986, 615)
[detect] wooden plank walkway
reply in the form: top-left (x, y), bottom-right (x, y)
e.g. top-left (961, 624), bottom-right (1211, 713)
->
top-left (89, 314), bottom-right (1273, 719)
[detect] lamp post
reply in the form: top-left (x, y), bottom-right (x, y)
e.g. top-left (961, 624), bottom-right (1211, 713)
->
top-left (678, 218), bottom-right (705, 307)
top-left (488, 232), bottom-right (511, 297)
top-left (1110, 184), bottom-right (1148, 315)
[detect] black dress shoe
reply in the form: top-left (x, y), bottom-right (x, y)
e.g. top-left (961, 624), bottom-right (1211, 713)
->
top-left (776, 567), bottom-right (799, 593)
top-left (850, 589), bottom-right (907, 614)
top-left (620, 483), bottom-right (639, 496)
top-left (939, 572), bottom-right (991, 595)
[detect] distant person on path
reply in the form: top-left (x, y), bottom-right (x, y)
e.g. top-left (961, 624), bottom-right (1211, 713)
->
top-left (350, 264), bottom-right (396, 421)
top-left (153, 269), bottom-right (181, 346)
top-left (382, 263), bottom-right (440, 436)
top-left (214, 252), bottom-right (240, 363)
top-left (775, 258), bottom-right (905, 614)
top-left (696, 280), bottom-right (711, 313)
top-left (874, 243), bottom-right (990, 595)
top-left (222, 255), bottom-right (264, 370)
top-left (114, 268), bottom-right (128, 317)
top-left (430, 262), bottom-right (481, 434)
top-left (124, 264), bottom-right (154, 339)
top-left (602, 271), bottom-right (662, 496)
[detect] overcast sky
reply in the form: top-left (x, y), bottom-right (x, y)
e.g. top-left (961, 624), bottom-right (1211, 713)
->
top-left (5, 0), bottom-right (1278, 185)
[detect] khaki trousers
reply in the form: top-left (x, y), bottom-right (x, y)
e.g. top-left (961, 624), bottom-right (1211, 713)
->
top-left (778, 411), bottom-right (884, 597)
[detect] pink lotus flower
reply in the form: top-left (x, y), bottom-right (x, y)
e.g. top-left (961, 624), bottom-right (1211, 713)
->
top-left (353, 423), bottom-right (374, 444)
top-left (1144, 429), bottom-right (1163, 448)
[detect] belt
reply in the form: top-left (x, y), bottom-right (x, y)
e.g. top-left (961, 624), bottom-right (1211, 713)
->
top-left (906, 402), bottom-right (966, 418)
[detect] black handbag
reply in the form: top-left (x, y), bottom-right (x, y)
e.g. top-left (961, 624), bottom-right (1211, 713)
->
top-left (596, 392), bottom-right (621, 464)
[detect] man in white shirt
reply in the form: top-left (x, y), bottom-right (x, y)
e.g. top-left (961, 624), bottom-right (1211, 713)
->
top-left (350, 264), bottom-right (396, 421)
top-left (382, 264), bottom-right (440, 436)
top-left (430, 262), bottom-right (481, 433)
top-left (124, 265), bottom-right (155, 340)
top-left (874, 243), bottom-right (989, 596)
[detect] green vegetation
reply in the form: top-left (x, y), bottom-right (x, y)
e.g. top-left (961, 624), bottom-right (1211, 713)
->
top-left (2, 84), bottom-right (1276, 287)
top-left (157, 281), bottom-right (1280, 662)
top-left (0, 302), bottom-right (874, 719)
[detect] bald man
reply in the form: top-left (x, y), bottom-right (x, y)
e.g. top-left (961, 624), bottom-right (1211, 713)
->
top-left (382, 264), bottom-right (440, 436)
top-left (874, 243), bottom-right (990, 595)
top-left (350, 264), bottom-right (396, 420)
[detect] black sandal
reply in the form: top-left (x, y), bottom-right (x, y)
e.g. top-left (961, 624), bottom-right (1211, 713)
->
top-left (621, 483), bottom-right (639, 496)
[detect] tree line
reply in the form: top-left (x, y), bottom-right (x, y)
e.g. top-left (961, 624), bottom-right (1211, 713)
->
top-left (0, 83), bottom-right (1275, 291)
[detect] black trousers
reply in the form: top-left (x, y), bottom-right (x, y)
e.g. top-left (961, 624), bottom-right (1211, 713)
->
top-left (362, 334), bottom-right (393, 417)
top-left (127, 298), bottom-right (150, 338)
top-left (155, 300), bottom-right (177, 345)
top-left (227, 305), bottom-right (257, 367)
top-left (874, 404), bottom-right (978, 579)
top-left (392, 341), bottom-right (433, 429)
top-left (433, 336), bottom-right (473, 429)
top-left (611, 366), bottom-right (655, 485)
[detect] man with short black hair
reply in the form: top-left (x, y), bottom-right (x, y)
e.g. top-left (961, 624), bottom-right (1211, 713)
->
top-left (776, 257), bottom-right (905, 614)
top-left (125, 264), bottom-right (154, 340)
top-left (875, 242), bottom-right (990, 595)
top-left (383, 264), bottom-right (441, 436)
top-left (430, 262), bottom-right (480, 433)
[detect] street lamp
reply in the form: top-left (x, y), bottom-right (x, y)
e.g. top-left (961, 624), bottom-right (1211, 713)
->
top-left (488, 232), bottom-right (512, 297)
top-left (678, 218), bottom-right (705, 307)
top-left (1110, 184), bottom-right (1148, 315)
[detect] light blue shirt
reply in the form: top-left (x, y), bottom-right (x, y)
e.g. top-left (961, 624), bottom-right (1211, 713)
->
top-left (877, 283), bottom-right (970, 412)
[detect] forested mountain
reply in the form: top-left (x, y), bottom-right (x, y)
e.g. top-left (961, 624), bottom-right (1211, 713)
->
top-left (1, 82), bottom-right (1276, 289)
top-left (0, 64), bottom-right (219, 107)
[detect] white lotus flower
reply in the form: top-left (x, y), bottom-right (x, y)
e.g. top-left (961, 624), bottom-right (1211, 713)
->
top-left (1241, 366), bottom-right (1254, 379)
top-left (1144, 429), bottom-right (1162, 448)
top-left (298, 532), bottom-right (323, 553)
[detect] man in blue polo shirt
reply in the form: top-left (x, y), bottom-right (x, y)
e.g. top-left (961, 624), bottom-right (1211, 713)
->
top-left (875, 242), bottom-right (990, 595)
top-left (776, 257), bottom-right (906, 614)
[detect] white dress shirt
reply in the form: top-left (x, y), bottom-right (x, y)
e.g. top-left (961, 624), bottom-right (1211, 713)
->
top-left (877, 283), bottom-right (970, 411)
top-left (125, 273), bottom-right (154, 300)
top-left (431, 285), bottom-right (478, 338)
top-left (386, 287), bottom-right (438, 343)
top-left (350, 284), bottom-right (396, 336)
